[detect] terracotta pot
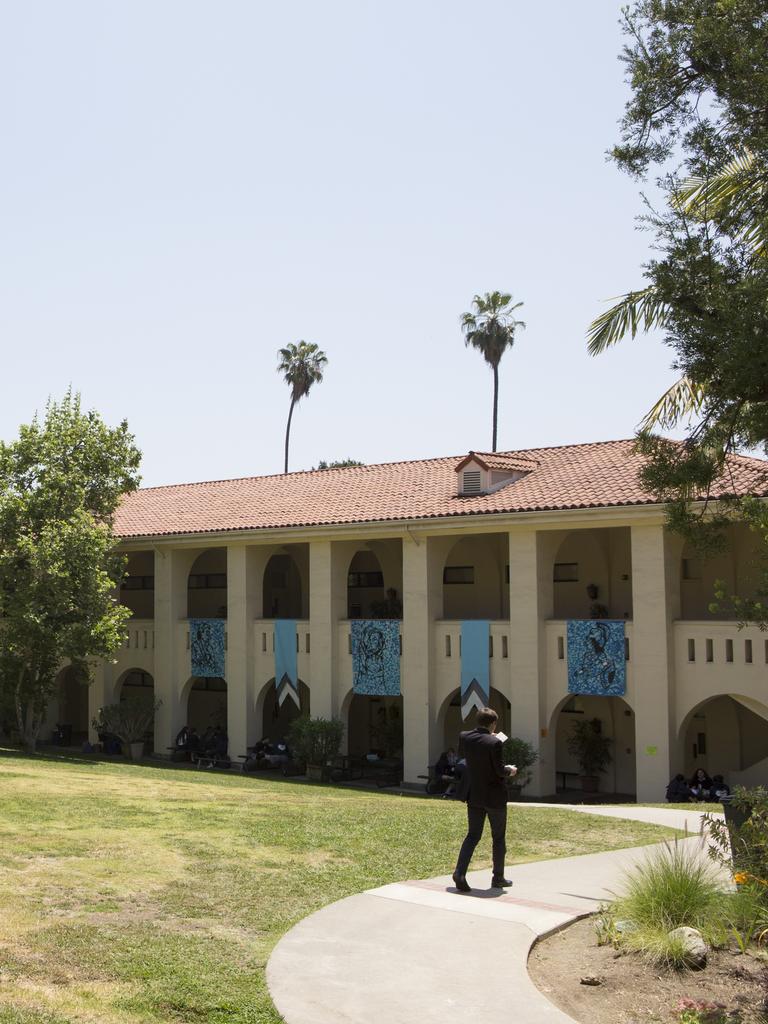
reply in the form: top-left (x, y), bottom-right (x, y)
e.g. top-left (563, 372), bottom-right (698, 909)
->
top-left (580, 775), bottom-right (599, 793)
top-left (129, 741), bottom-right (144, 761)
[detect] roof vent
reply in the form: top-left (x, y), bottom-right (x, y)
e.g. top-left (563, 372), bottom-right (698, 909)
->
top-left (462, 470), bottom-right (482, 494)
top-left (455, 450), bottom-right (538, 497)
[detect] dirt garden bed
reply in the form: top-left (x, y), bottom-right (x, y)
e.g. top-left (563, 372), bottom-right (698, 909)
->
top-left (528, 915), bottom-right (768, 1024)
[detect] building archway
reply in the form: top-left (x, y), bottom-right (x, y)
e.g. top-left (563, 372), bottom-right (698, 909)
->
top-left (263, 554), bottom-right (303, 619)
top-left (441, 535), bottom-right (507, 620)
top-left (346, 550), bottom-right (388, 619)
top-left (679, 694), bottom-right (768, 787)
top-left (341, 691), bottom-right (403, 758)
top-left (550, 693), bottom-right (636, 795)
top-left (187, 549), bottom-right (227, 619)
top-left (114, 668), bottom-right (156, 751)
top-left (437, 687), bottom-right (511, 753)
top-left (183, 676), bottom-right (228, 737)
top-left (258, 678), bottom-right (310, 741)
top-left (48, 665), bottom-right (90, 744)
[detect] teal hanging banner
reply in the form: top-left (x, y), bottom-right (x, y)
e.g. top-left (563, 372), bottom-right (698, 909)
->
top-left (460, 620), bottom-right (490, 719)
top-left (190, 619), bottom-right (225, 678)
top-left (274, 619), bottom-right (300, 709)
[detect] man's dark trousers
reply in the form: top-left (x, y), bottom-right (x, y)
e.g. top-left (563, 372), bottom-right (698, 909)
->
top-left (455, 803), bottom-right (507, 877)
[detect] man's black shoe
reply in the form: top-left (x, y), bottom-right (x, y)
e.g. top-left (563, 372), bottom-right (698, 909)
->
top-left (491, 876), bottom-right (513, 888)
top-left (452, 872), bottom-right (471, 893)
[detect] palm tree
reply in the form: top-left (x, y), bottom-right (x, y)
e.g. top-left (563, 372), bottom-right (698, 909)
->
top-left (277, 341), bottom-right (328, 473)
top-left (587, 148), bottom-right (767, 434)
top-left (461, 291), bottom-right (525, 452)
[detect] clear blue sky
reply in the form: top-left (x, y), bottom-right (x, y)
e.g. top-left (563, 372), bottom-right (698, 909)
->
top-left (0, 0), bottom-right (677, 487)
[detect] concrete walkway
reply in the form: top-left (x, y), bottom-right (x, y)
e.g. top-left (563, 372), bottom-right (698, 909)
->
top-left (266, 805), bottom-right (718, 1024)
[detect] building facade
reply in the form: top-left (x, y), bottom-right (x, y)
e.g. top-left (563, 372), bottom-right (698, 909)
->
top-left (49, 441), bottom-right (768, 801)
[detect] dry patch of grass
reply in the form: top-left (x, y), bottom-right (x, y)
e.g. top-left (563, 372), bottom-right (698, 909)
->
top-left (0, 750), bottom-right (680, 1023)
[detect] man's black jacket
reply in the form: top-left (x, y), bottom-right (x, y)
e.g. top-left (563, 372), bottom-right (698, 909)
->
top-left (455, 727), bottom-right (509, 809)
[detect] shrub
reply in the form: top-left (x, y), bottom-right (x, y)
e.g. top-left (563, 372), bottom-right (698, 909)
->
top-left (566, 717), bottom-right (612, 777)
top-left (92, 700), bottom-right (161, 746)
top-left (704, 786), bottom-right (768, 902)
top-left (501, 737), bottom-right (538, 788)
top-left (287, 716), bottom-right (344, 766)
top-left (611, 840), bottom-right (727, 966)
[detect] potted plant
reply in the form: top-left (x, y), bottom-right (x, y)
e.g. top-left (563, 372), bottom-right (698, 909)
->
top-left (92, 700), bottom-right (161, 761)
top-left (566, 717), bottom-right (612, 793)
top-left (287, 716), bottom-right (345, 781)
top-left (501, 737), bottom-right (538, 798)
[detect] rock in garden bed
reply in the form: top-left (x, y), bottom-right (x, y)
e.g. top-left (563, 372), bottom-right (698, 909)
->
top-left (528, 916), bottom-right (768, 1024)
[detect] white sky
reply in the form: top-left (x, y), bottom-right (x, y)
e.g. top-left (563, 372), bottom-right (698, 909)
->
top-left (0, 0), bottom-right (678, 487)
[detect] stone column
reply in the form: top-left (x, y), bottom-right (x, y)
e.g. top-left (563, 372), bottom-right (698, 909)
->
top-left (153, 546), bottom-right (196, 754)
top-left (631, 523), bottom-right (676, 801)
top-left (226, 544), bottom-right (259, 758)
top-left (401, 534), bottom-right (449, 786)
top-left (507, 529), bottom-right (561, 797)
top-left (308, 540), bottom-right (354, 720)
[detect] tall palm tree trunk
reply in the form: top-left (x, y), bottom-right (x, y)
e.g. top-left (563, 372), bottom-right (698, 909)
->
top-left (284, 397), bottom-right (296, 473)
top-left (492, 364), bottom-right (499, 452)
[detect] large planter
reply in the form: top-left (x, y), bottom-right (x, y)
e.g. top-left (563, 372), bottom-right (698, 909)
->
top-left (506, 783), bottom-right (524, 802)
top-left (129, 741), bottom-right (144, 761)
top-left (580, 775), bottom-right (599, 793)
top-left (306, 763), bottom-right (332, 782)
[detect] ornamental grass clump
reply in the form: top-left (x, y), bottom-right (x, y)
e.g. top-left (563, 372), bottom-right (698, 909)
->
top-left (609, 841), bottom-right (727, 967)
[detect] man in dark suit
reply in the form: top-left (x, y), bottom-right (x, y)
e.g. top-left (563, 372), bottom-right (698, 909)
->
top-left (452, 706), bottom-right (516, 893)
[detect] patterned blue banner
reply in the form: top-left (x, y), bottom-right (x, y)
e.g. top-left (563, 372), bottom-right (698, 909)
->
top-left (567, 620), bottom-right (626, 696)
top-left (274, 619), bottom-right (300, 708)
top-left (460, 620), bottom-right (490, 719)
top-left (190, 618), bottom-right (225, 678)
top-left (352, 620), bottom-right (400, 696)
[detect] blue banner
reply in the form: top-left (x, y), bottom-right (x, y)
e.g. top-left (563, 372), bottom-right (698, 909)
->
top-left (351, 620), bottom-right (400, 696)
top-left (274, 619), bottom-right (300, 708)
top-left (567, 620), bottom-right (626, 696)
top-left (190, 618), bottom-right (225, 678)
top-left (460, 620), bottom-right (490, 719)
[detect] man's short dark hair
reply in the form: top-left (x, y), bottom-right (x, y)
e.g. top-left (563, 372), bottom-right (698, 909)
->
top-left (477, 707), bottom-right (498, 729)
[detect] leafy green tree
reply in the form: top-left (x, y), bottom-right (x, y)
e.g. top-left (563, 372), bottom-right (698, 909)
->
top-left (587, 0), bottom-right (768, 621)
top-left (314, 459), bottom-right (364, 470)
top-left (461, 291), bottom-right (525, 452)
top-left (277, 342), bottom-right (328, 473)
top-left (0, 392), bottom-right (141, 752)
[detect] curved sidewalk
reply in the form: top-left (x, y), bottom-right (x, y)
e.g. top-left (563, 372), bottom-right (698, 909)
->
top-left (267, 806), bottom-right (716, 1024)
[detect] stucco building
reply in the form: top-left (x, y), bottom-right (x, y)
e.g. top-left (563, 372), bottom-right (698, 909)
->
top-left (51, 440), bottom-right (768, 801)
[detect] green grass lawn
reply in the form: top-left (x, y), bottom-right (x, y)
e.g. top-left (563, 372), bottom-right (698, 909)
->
top-left (0, 751), bottom-right (680, 1024)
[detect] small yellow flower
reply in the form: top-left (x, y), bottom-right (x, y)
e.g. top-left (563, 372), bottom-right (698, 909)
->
top-left (734, 871), bottom-right (748, 884)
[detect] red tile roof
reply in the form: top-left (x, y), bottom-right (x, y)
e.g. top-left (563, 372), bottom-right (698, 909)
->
top-left (114, 440), bottom-right (768, 539)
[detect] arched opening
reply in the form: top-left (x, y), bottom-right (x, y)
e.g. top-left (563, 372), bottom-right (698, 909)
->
top-left (441, 535), bottom-right (507, 620)
top-left (438, 687), bottom-right (511, 753)
top-left (552, 693), bottom-right (636, 795)
top-left (679, 694), bottom-right (768, 787)
top-left (343, 693), bottom-right (403, 759)
top-left (263, 554), bottom-right (303, 619)
top-left (115, 668), bottom-right (156, 752)
top-left (120, 550), bottom-right (155, 618)
top-left (347, 550), bottom-right (388, 619)
top-left (187, 549), bottom-right (227, 619)
top-left (677, 524), bottom-right (762, 620)
top-left (551, 529), bottom-right (632, 621)
top-left (48, 665), bottom-right (90, 745)
top-left (184, 676), bottom-right (228, 738)
top-left (259, 678), bottom-right (310, 741)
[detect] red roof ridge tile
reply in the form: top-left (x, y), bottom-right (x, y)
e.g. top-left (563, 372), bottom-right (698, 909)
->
top-left (135, 438), bottom-right (642, 494)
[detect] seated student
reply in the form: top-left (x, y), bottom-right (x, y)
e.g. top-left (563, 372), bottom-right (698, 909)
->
top-left (689, 768), bottom-right (713, 801)
top-left (665, 773), bottom-right (692, 802)
top-left (711, 774), bottom-right (731, 800)
top-left (263, 738), bottom-right (290, 767)
top-left (435, 747), bottom-right (458, 778)
top-left (172, 724), bottom-right (194, 761)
